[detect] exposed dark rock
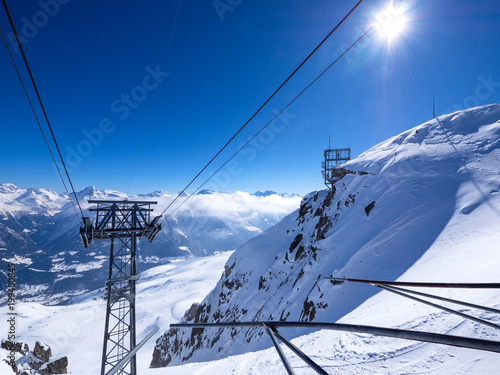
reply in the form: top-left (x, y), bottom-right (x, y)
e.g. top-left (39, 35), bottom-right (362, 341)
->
top-left (1, 340), bottom-right (28, 355)
top-left (29, 355), bottom-right (46, 371)
top-left (297, 198), bottom-right (313, 224)
top-left (289, 233), bottom-right (303, 253)
top-left (151, 182), bottom-right (369, 368)
top-left (300, 298), bottom-right (316, 321)
top-left (292, 268), bottom-right (305, 288)
top-left (279, 309), bottom-right (291, 321)
top-left (345, 194), bottom-right (356, 207)
top-left (224, 261), bottom-right (235, 278)
top-left (329, 168), bottom-right (373, 184)
top-left (258, 276), bottom-right (266, 290)
top-left (294, 245), bottom-right (306, 262)
top-left (151, 332), bottom-right (176, 368)
top-left (323, 188), bottom-right (335, 207)
top-left (315, 215), bottom-right (332, 241)
top-left (193, 303), bottom-right (210, 323)
top-left (34, 341), bottom-right (52, 362)
top-left (47, 356), bottom-right (68, 374)
top-left (184, 303), bottom-right (200, 321)
top-left (365, 201), bottom-right (376, 216)
top-left (1, 340), bottom-right (67, 374)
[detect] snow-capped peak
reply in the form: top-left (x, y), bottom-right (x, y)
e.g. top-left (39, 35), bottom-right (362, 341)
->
top-left (152, 103), bottom-right (500, 368)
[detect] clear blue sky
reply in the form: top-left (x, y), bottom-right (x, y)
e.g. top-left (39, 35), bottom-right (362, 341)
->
top-left (1, 0), bottom-right (499, 196)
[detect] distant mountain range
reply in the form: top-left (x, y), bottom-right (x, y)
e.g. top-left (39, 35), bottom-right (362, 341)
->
top-left (252, 190), bottom-right (301, 198)
top-left (196, 189), bottom-right (301, 198)
top-left (0, 186), bottom-right (301, 304)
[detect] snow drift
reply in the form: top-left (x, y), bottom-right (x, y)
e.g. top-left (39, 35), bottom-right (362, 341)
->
top-left (151, 104), bottom-right (500, 367)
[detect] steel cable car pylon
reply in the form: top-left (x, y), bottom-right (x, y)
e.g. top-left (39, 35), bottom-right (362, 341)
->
top-left (80, 200), bottom-right (161, 375)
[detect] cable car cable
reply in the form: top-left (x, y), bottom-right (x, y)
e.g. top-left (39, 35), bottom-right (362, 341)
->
top-left (166, 28), bottom-right (372, 217)
top-left (0, 25), bottom-right (81, 221)
top-left (2, 0), bottom-right (84, 220)
top-left (159, 0), bottom-right (367, 217)
top-left (126, 0), bottom-right (184, 196)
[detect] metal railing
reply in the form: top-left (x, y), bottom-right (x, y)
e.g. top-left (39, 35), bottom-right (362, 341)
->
top-left (326, 277), bottom-right (500, 331)
top-left (171, 278), bottom-right (500, 374)
top-left (172, 319), bottom-right (500, 374)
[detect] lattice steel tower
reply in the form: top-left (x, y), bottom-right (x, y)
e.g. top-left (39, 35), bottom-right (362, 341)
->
top-left (80, 200), bottom-right (161, 375)
top-left (321, 137), bottom-right (351, 190)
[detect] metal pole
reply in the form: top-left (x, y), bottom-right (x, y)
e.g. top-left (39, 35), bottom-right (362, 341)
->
top-left (264, 325), bottom-right (295, 375)
top-left (130, 237), bottom-right (137, 374)
top-left (378, 285), bottom-right (500, 331)
top-left (130, 206), bottom-right (138, 375)
top-left (107, 327), bottom-right (159, 375)
top-left (379, 284), bottom-right (500, 314)
top-left (101, 236), bottom-right (114, 375)
top-left (325, 277), bottom-right (500, 289)
top-left (272, 328), bottom-right (328, 375)
top-left (433, 91), bottom-right (436, 118)
top-left (171, 321), bottom-right (500, 353)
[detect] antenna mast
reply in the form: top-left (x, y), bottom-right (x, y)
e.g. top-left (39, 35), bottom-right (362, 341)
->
top-left (433, 91), bottom-right (436, 118)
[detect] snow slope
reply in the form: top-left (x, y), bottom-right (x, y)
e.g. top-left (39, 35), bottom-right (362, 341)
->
top-left (151, 103), bottom-right (500, 369)
top-left (0, 252), bottom-right (234, 374)
top-left (0, 246), bottom-right (498, 374)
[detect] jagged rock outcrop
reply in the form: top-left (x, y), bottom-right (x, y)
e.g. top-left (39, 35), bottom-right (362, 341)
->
top-left (34, 342), bottom-right (51, 362)
top-left (1, 340), bottom-right (29, 356)
top-left (1, 340), bottom-right (67, 374)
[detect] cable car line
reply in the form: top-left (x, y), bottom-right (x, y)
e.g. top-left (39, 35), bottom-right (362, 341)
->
top-left (2, 0), bottom-right (84, 221)
top-left (166, 28), bottom-right (372, 218)
top-left (158, 0), bottom-right (367, 217)
top-left (126, 0), bottom-right (184, 196)
top-left (0, 25), bottom-right (81, 222)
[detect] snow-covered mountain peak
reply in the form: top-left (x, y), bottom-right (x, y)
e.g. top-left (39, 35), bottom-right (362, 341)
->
top-left (253, 190), bottom-right (300, 198)
top-left (253, 190), bottom-right (278, 197)
top-left (0, 183), bottom-right (20, 194)
top-left (197, 189), bottom-right (216, 195)
top-left (139, 190), bottom-right (170, 198)
top-left (151, 103), bottom-right (500, 368)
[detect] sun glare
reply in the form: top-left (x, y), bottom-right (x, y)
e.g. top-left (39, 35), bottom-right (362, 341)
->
top-left (374, 5), bottom-right (407, 40)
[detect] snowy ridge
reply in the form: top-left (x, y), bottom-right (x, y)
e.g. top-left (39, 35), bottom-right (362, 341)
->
top-left (151, 104), bottom-right (500, 368)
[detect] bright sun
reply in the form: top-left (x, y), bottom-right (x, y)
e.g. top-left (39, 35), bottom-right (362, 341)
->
top-left (374, 5), bottom-right (407, 40)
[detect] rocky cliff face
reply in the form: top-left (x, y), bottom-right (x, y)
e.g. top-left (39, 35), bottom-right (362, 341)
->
top-left (151, 186), bottom-right (371, 367)
top-left (151, 103), bottom-right (500, 367)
